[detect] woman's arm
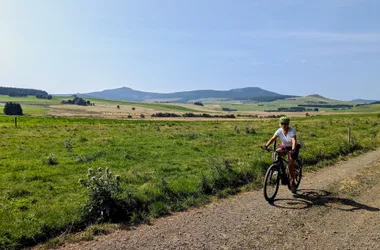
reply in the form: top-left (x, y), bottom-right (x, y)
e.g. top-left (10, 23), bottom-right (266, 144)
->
top-left (265, 135), bottom-right (278, 148)
top-left (291, 135), bottom-right (297, 151)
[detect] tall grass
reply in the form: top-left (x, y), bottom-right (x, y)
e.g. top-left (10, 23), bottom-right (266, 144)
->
top-left (0, 114), bottom-right (379, 248)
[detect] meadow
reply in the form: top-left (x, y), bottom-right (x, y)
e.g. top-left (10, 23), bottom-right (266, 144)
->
top-left (1, 95), bottom-right (380, 118)
top-left (215, 95), bottom-right (366, 113)
top-left (0, 113), bottom-right (380, 249)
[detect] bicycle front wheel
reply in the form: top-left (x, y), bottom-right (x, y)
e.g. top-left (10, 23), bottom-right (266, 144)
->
top-left (263, 164), bottom-right (280, 202)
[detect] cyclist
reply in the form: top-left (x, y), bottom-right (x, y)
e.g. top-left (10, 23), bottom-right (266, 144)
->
top-left (263, 116), bottom-right (298, 193)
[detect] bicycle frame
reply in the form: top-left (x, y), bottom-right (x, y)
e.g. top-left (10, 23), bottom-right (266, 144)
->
top-left (262, 140), bottom-right (303, 202)
top-left (270, 141), bottom-right (289, 175)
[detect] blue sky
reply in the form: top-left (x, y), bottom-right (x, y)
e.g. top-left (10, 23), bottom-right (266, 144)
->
top-left (1, 0), bottom-right (379, 100)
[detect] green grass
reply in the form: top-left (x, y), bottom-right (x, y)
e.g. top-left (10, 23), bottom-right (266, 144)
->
top-left (0, 95), bottom-right (64, 104)
top-left (347, 104), bottom-right (380, 113)
top-left (0, 114), bottom-right (380, 249)
top-left (3, 95), bottom-right (378, 117)
top-left (0, 95), bottom-right (204, 116)
top-left (215, 96), bottom-right (378, 113)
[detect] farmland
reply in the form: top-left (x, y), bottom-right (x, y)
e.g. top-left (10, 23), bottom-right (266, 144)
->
top-left (0, 113), bottom-right (380, 249)
top-left (1, 95), bottom-right (380, 120)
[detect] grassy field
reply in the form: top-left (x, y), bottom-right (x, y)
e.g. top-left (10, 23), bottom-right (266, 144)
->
top-left (0, 113), bottom-right (380, 249)
top-left (1, 95), bottom-right (380, 119)
top-left (0, 95), bottom-right (204, 117)
top-left (214, 95), bottom-right (379, 113)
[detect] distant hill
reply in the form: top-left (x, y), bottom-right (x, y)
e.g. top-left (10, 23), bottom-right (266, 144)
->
top-left (306, 94), bottom-right (331, 100)
top-left (76, 87), bottom-right (295, 103)
top-left (351, 99), bottom-right (379, 104)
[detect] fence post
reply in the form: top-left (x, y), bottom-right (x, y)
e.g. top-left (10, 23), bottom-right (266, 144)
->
top-left (15, 117), bottom-right (17, 128)
top-left (348, 128), bottom-right (351, 143)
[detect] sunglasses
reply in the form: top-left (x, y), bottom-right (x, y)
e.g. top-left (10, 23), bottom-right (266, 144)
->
top-left (281, 123), bottom-right (289, 125)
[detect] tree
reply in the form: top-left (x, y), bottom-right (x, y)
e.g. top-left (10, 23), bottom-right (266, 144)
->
top-left (4, 102), bottom-right (23, 115)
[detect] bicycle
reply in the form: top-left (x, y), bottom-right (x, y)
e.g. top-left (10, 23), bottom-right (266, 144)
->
top-left (262, 142), bottom-right (303, 202)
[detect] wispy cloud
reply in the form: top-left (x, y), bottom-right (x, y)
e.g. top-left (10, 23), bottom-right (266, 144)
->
top-left (235, 30), bottom-right (380, 43)
top-left (286, 31), bottom-right (380, 42)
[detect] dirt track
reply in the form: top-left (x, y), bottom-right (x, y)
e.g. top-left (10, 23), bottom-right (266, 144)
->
top-left (60, 150), bottom-right (380, 250)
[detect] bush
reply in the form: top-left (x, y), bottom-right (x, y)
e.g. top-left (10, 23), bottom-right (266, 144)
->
top-left (140, 114), bottom-right (145, 118)
top-left (245, 125), bottom-right (256, 134)
top-left (64, 138), bottom-right (72, 151)
top-left (4, 102), bottom-right (23, 115)
top-left (45, 153), bottom-right (58, 165)
top-left (79, 167), bottom-right (142, 223)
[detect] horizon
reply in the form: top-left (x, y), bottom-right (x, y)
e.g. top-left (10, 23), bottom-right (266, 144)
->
top-left (1, 83), bottom-right (377, 102)
top-left (58, 86), bottom-right (373, 101)
top-left (1, 0), bottom-right (380, 101)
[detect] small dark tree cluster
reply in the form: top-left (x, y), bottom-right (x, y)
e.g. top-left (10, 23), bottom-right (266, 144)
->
top-left (194, 102), bottom-right (204, 106)
top-left (36, 93), bottom-right (52, 100)
top-left (151, 112), bottom-right (181, 117)
top-left (4, 102), bottom-right (23, 115)
top-left (151, 112), bottom-right (235, 118)
top-left (222, 108), bottom-right (237, 111)
top-left (183, 113), bottom-right (235, 118)
top-left (61, 96), bottom-right (91, 106)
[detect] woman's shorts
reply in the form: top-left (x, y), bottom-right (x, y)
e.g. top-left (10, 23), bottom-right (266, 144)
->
top-left (278, 145), bottom-right (298, 160)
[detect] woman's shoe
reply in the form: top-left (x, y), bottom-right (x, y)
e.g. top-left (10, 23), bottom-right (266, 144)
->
top-left (291, 184), bottom-right (297, 194)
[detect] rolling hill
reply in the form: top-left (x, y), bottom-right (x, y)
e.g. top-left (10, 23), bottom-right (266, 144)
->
top-left (76, 87), bottom-right (295, 103)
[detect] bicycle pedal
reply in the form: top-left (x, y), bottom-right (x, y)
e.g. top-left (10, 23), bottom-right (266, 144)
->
top-left (281, 178), bottom-right (289, 185)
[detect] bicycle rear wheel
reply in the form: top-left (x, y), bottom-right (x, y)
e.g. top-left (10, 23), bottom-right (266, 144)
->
top-left (263, 164), bottom-right (280, 202)
top-left (287, 159), bottom-right (303, 190)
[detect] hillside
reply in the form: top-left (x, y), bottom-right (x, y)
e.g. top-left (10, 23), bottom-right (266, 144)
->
top-left (76, 87), bottom-right (294, 103)
top-left (351, 99), bottom-right (379, 104)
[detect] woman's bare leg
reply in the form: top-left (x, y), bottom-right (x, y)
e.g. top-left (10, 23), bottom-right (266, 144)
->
top-left (288, 158), bottom-right (296, 186)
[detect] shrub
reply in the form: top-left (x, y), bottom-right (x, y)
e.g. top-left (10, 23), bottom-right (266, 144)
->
top-left (309, 131), bottom-right (317, 137)
top-left (45, 153), bottom-right (58, 165)
top-left (79, 137), bottom-right (88, 142)
top-left (127, 115), bottom-right (132, 119)
top-left (245, 125), bottom-right (256, 134)
top-left (140, 114), bottom-right (145, 118)
top-left (4, 102), bottom-right (23, 115)
top-left (79, 167), bottom-right (137, 223)
top-left (64, 138), bottom-right (72, 151)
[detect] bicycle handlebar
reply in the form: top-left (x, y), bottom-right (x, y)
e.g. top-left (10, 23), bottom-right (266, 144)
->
top-left (261, 146), bottom-right (293, 154)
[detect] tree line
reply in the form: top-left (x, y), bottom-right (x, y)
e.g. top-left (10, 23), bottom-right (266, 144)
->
top-left (0, 87), bottom-right (48, 97)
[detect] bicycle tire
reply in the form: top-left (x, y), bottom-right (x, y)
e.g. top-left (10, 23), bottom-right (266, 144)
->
top-left (287, 159), bottom-right (303, 190)
top-left (263, 164), bottom-right (280, 202)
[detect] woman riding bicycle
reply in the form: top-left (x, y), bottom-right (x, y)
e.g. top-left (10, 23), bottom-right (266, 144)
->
top-left (264, 116), bottom-right (299, 193)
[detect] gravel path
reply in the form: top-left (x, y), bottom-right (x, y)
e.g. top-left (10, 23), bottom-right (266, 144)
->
top-left (60, 149), bottom-right (380, 250)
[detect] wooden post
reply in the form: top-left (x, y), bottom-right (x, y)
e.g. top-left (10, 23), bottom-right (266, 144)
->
top-left (348, 128), bottom-right (351, 143)
top-left (15, 117), bottom-right (17, 128)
